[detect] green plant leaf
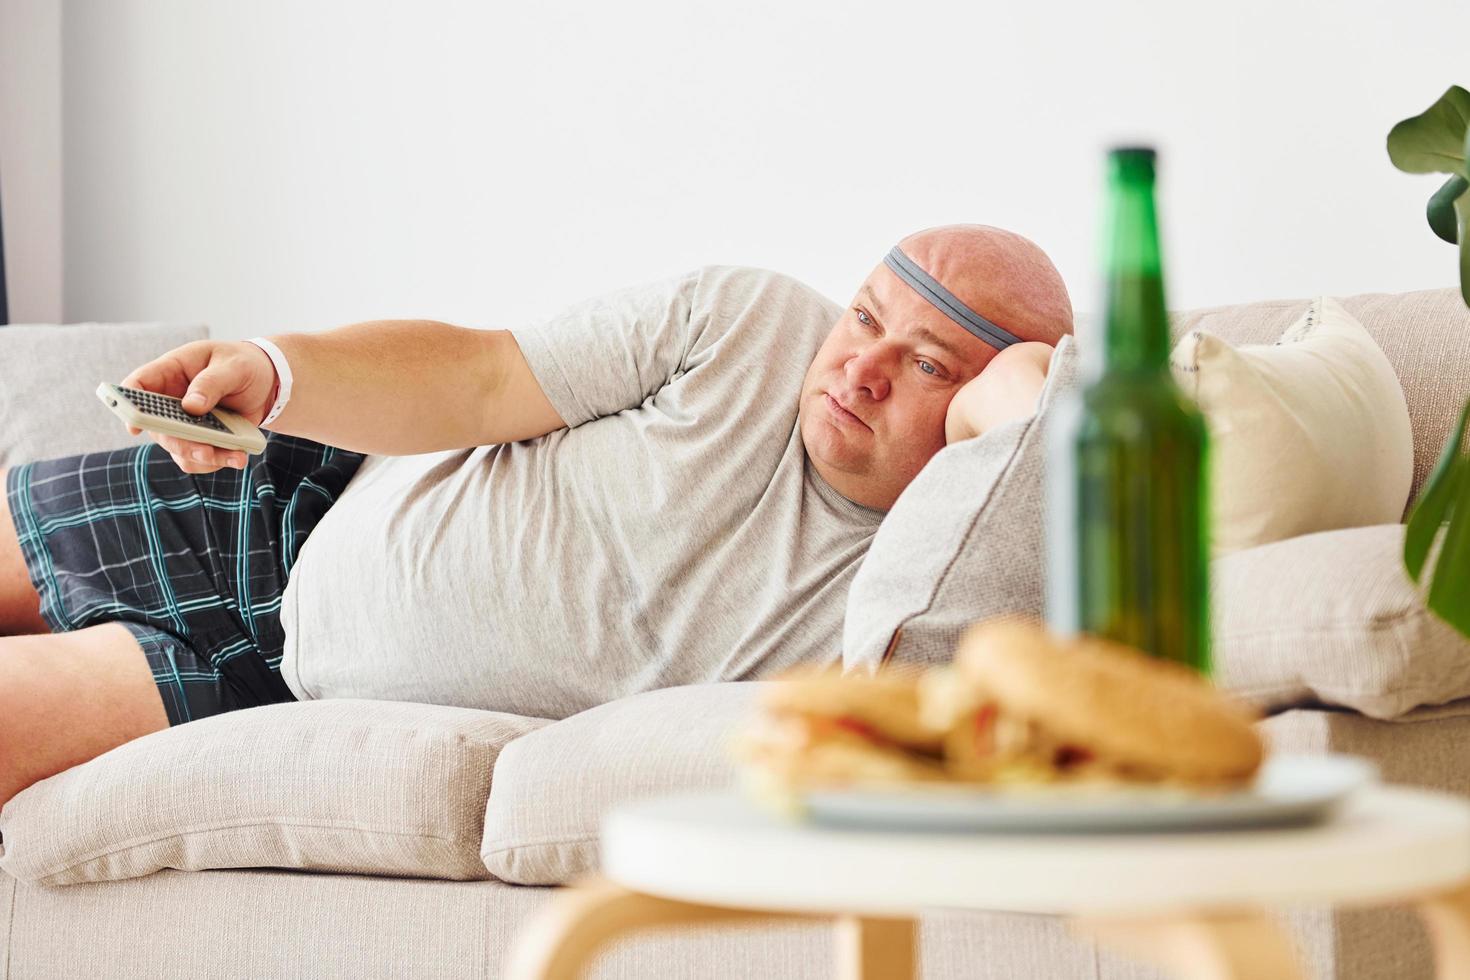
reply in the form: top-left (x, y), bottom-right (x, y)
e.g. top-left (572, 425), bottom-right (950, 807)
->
top-left (1460, 190), bottom-right (1470, 307)
top-left (1426, 469), bottom-right (1470, 635)
top-left (1428, 174), bottom-right (1468, 243)
top-left (1406, 399), bottom-right (1470, 581)
top-left (1388, 85), bottom-right (1470, 175)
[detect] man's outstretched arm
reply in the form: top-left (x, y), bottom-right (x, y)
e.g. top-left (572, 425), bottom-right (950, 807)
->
top-left (121, 320), bottom-right (564, 473)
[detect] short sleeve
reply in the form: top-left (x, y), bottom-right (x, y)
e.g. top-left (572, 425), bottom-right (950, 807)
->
top-left (508, 269), bottom-right (702, 428)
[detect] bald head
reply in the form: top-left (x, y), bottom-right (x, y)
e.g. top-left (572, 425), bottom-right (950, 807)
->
top-left (897, 224), bottom-right (1073, 348)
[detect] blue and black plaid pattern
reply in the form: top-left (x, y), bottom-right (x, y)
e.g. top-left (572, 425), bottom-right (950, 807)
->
top-left (4, 433), bottom-right (366, 726)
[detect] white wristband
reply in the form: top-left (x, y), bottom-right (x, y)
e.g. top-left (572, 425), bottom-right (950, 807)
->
top-left (245, 337), bottom-right (293, 428)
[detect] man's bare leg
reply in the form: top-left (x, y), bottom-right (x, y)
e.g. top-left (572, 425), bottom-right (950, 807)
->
top-left (0, 623), bottom-right (169, 807)
top-left (0, 466), bottom-right (52, 636)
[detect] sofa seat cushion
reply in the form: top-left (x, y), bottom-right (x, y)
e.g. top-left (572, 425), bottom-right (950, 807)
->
top-left (0, 321), bottom-right (209, 468)
top-left (1214, 524), bottom-right (1470, 719)
top-left (0, 699), bottom-right (548, 885)
top-left (481, 682), bottom-right (761, 885)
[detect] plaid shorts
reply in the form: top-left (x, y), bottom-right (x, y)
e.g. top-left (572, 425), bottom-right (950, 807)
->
top-left (4, 433), bottom-right (366, 726)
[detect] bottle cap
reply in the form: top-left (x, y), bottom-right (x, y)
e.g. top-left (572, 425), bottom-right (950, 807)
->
top-left (1108, 146), bottom-right (1157, 180)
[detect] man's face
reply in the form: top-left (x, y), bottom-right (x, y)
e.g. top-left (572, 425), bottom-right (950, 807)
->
top-left (799, 263), bottom-right (997, 510)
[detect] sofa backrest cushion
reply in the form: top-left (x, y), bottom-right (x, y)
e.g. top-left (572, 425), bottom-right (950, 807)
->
top-left (1170, 287), bottom-right (1470, 510)
top-left (0, 699), bottom-right (547, 885)
top-left (0, 321), bottom-right (209, 469)
top-left (481, 682), bottom-right (760, 885)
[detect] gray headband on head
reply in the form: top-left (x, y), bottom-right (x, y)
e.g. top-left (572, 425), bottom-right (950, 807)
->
top-left (883, 246), bottom-right (1022, 350)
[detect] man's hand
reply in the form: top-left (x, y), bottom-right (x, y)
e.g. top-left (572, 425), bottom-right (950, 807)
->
top-left (121, 340), bottom-right (278, 474)
top-left (945, 342), bottom-right (1055, 444)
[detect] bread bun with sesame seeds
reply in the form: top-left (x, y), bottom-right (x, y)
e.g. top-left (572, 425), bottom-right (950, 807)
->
top-left (758, 663), bottom-right (942, 751)
top-left (935, 619), bottom-right (1263, 786)
top-left (729, 665), bottom-right (949, 796)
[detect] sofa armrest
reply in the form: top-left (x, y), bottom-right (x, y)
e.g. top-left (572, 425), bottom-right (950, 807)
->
top-left (0, 321), bottom-right (209, 468)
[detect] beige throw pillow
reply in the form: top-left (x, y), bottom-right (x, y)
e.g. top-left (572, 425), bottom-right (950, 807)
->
top-left (1170, 296), bottom-right (1413, 555)
top-left (1214, 524), bottom-right (1470, 719)
top-left (0, 699), bottom-right (548, 885)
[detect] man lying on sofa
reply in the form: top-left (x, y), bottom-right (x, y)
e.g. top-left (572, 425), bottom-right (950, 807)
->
top-left (0, 224), bottom-right (1073, 807)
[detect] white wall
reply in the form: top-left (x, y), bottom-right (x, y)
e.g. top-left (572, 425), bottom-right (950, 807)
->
top-left (8, 0), bottom-right (1470, 337)
top-left (0, 0), bottom-right (63, 323)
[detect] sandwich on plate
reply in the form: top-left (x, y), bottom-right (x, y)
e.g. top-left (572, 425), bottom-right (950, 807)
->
top-left (733, 619), bottom-right (1264, 801)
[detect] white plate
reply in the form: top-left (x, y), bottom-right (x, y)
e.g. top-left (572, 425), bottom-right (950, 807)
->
top-left (801, 754), bottom-right (1378, 833)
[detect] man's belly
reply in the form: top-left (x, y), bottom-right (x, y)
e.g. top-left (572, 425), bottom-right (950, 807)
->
top-left (277, 453), bottom-right (853, 721)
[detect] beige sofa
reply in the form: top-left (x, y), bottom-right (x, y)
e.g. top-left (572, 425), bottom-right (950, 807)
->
top-left (2, 288), bottom-right (1469, 980)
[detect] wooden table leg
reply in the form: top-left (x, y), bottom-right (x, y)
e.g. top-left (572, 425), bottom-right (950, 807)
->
top-left (1073, 909), bottom-right (1304, 980)
top-left (1416, 879), bottom-right (1470, 980)
top-left (504, 875), bottom-right (815, 980)
top-left (835, 915), bottom-right (917, 980)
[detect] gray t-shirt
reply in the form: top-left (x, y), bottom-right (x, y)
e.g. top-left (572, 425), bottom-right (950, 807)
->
top-left (279, 265), bottom-right (884, 720)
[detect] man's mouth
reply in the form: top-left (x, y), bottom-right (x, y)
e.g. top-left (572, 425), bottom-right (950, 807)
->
top-left (824, 393), bottom-right (870, 431)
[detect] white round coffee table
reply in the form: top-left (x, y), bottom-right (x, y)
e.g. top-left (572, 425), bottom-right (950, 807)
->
top-left (507, 785), bottom-right (1470, 979)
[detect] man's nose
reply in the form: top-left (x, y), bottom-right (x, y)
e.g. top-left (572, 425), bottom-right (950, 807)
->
top-left (845, 346), bottom-right (891, 402)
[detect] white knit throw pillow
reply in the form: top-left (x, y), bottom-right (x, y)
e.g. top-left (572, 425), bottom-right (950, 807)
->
top-left (1170, 296), bottom-right (1413, 556)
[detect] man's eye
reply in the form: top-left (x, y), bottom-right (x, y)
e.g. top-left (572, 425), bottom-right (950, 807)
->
top-left (855, 309), bottom-right (876, 329)
top-left (918, 360), bottom-right (939, 377)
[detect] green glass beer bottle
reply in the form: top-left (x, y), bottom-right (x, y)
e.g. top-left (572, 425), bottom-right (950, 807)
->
top-left (1045, 147), bottom-right (1211, 674)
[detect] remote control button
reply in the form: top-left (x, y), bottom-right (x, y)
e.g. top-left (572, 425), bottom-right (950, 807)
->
top-left (118, 387), bottom-right (231, 432)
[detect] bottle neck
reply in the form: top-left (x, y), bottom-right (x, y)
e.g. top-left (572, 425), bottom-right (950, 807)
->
top-left (1102, 171), bottom-right (1170, 373)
